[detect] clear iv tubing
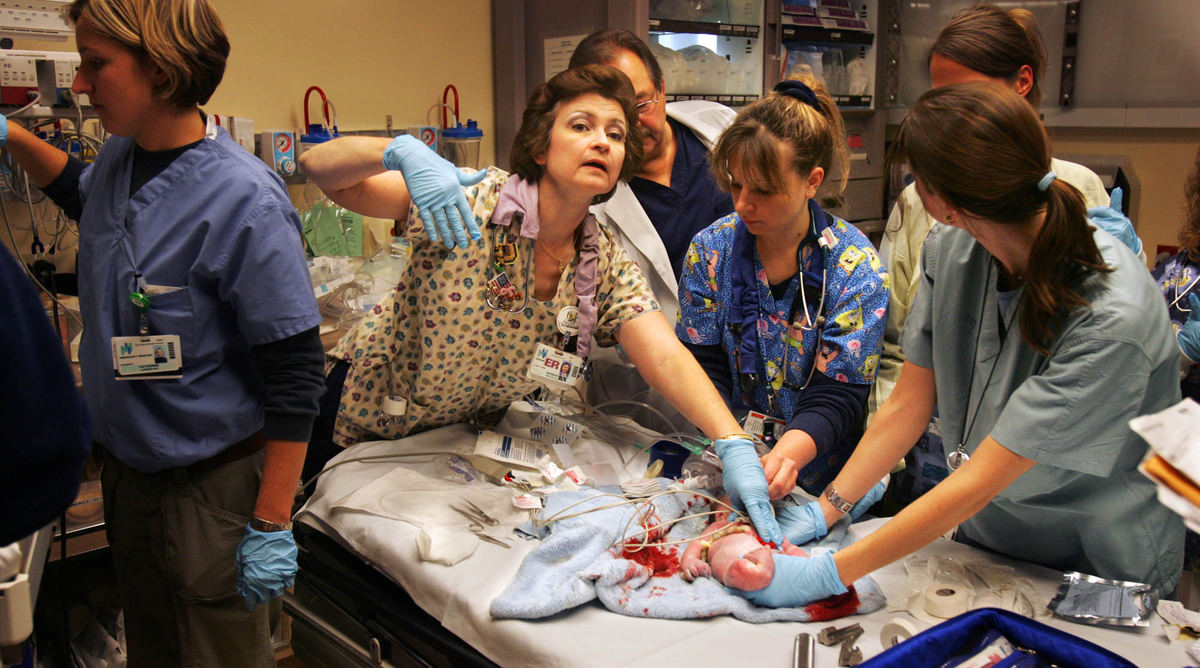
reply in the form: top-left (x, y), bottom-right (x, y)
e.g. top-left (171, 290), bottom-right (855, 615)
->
top-left (426, 102), bottom-right (458, 130)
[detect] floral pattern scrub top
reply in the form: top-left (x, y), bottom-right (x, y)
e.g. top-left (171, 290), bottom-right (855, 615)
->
top-left (329, 168), bottom-right (658, 446)
top-left (1153, 251), bottom-right (1200, 401)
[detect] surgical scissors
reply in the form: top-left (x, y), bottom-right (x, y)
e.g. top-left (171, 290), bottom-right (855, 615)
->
top-left (451, 499), bottom-right (510, 548)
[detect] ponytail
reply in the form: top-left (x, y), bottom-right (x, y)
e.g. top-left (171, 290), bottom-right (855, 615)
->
top-left (894, 82), bottom-right (1112, 355)
top-left (1019, 179), bottom-right (1111, 354)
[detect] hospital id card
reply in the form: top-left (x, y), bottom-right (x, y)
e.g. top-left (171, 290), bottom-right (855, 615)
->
top-left (527, 342), bottom-right (585, 390)
top-left (111, 335), bottom-right (183, 380)
top-left (743, 410), bottom-right (785, 440)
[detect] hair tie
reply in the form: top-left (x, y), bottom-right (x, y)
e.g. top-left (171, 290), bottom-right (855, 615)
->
top-left (773, 80), bottom-right (825, 117)
top-left (1037, 171), bottom-right (1057, 192)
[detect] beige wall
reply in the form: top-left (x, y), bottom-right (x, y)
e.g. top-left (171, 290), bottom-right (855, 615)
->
top-left (1, 1), bottom-right (494, 270)
top-left (1050, 127), bottom-right (1200, 267)
top-left (207, 0), bottom-right (495, 166)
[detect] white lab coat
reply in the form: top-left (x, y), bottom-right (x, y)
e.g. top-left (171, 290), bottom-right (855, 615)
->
top-left (591, 100), bottom-right (735, 325)
top-left (586, 101), bottom-right (735, 423)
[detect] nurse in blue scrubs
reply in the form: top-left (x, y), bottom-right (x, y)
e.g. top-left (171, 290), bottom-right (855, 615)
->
top-left (0, 1), bottom-right (324, 664)
top-left (677, 76), bottom-right (889, 503)
top-left (735, 83), bottom-right (1183, 607)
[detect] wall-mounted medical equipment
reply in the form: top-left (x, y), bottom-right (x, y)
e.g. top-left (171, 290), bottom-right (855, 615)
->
top-left (258, 130), bottom-right (296, 177)
top-left (0, 0), bottom-right (72, 42)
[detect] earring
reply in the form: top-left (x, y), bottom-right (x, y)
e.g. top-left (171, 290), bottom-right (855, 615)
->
top-left (945, 213), bottom-right (957, 225)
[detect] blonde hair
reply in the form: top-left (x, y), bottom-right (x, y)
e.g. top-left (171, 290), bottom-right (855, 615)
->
top-left (710, 73), bottom-right (847, 197)
top-left (68, 0), bottom-right (229, 107)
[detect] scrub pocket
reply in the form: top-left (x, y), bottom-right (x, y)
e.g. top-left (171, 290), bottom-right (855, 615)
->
top-left (163, 449), bottom-right (263, 602)
top-left (145, 287), bottom-right (196, 356)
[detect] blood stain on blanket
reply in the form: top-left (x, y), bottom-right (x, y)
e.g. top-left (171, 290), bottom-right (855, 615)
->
top-left (802, 587), bottom-right (861, 622)
top-left (622, 543), bottom-right (681, 578)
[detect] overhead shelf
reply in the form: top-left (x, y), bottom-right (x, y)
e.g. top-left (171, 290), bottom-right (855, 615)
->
top-left (781, 25), bottom-right (873, 46)
top-left (664, 93), bottom-right (760, 107)
top-left (650, 18), bottom-right (760, 38)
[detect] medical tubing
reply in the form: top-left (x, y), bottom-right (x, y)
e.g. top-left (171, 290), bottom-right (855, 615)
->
top-left (303, 86), bottom-right (332, 132)
top-left (442, 84), bottom-right (459, 129)
top-left (0, 187), bottom-right (83, 329)
top-left (588, 398), bottom-right (685, 436)
top-left (300, 451), bottom-right (451, 492)
top-left (426, 102), bottom-right (458, 130)
top-left (530, 487), bottom-right (735, 551)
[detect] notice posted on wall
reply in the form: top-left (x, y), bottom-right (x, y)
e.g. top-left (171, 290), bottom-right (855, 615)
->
top-left (544, 34), bottom-right (586, 84)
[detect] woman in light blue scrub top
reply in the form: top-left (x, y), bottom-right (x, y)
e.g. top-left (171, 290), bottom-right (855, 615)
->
top-left (734, 82), bottom-right (1183, 609)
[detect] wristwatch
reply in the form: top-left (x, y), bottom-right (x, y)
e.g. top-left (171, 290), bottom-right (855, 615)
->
top-left (250, 516), bottom-right (293, 532)
top-left (823, 485), bottom-right (855, 515)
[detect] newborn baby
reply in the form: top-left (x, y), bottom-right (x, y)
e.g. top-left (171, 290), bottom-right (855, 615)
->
top-left (680, 518), bottom-right (807, 591)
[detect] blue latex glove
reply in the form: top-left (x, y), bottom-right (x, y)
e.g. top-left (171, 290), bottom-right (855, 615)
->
top-left (775, 478), bottom-right (887, 545)
top-left (235, 525), bottom-right (298, 610)
top-left (714, 437), bottom-right (784, 547)
top-left (736, 551), bottom-right (848, 608)
top-left (382, 134), bottom-right (486, 249)
top-left (1179, 293), bottom-right (1200, 362)
top-left (0, 114), bottom-right (7, 147)
top-left (1087, 188), bottom-right (1142, 256)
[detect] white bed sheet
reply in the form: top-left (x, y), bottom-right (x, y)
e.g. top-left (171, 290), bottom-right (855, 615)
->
top-left (295, 424), bottom-right (1187, 667)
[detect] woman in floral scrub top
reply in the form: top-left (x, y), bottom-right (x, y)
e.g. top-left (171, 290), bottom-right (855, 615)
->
top-left (302, 65), bottom-right (749, 453)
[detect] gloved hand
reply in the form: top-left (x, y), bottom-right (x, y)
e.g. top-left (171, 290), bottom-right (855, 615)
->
top-left (735, 551), bottom-right (848, 608)
top-left (1087, 188), bottom-right (1142, 256)
top-left (1179, 293), bottom-right (1200, 362)
top-left (0, 114), bottom-right (7, 147)
top-left (714, 437), bottom-right (784, 548)
top-left (775, 501), bottom-right (827, 545)
top-left (235, 525), bottom-right (298, 610)
top-left (775, 477), bottom-right (887, 545)
top-left (382, 134), bottom-right (486, 249)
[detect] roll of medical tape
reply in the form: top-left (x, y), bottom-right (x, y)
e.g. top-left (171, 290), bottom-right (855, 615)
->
top-left (879, 618), bottom-right (918, 648)
top-left (382, 395), bottom-right (408, 416)
top-left (923, 585), bottom-right (970, 618)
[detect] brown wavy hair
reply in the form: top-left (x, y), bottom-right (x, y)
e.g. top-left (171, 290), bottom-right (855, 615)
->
top-left (1181, 146), bottom-right (1200, 262)
top-left (931, 3), bottom-right (1046, 108)
top-left (893, 82), bottom-right (1110, 354)
top-left (710, 72), bottom-right (847, 198)
top-left (508, 65), bottom-right (642, 203)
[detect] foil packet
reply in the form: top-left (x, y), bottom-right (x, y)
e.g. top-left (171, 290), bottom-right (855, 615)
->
top-left (1048, 571), bottom-right (1157, 627)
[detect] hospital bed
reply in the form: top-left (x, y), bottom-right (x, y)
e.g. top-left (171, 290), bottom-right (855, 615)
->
top-left (287, 423), bottom-right (1188, 667)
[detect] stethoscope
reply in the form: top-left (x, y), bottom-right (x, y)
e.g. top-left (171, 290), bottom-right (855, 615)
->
top-left (733, 211), bottom-right (832, 415)
top-left (484, 216), bottom-right (532, 312)
top-left (1169, 273), bottom-right (1200, 312)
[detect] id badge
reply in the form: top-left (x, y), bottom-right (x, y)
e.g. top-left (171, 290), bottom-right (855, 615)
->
top-left (111, 335), bottom-right (183, 380)
top-left (742, 410), bottom-right (785, 440)
top-left (527, 342), bottom-right (585, 390)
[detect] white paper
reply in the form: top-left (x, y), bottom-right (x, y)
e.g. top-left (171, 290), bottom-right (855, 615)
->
top-left (543, 34), bottom-right (586, 83)
top-left (1129, 399), bottom-right (1200, 479)
top-left (1158, 600), bottom-right (1200, 630)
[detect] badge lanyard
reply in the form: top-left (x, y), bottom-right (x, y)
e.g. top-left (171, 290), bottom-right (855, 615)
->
top-left (950, 261), bottom-right (1019, 471)
top-left (119, 116), bottom-right (218, 336)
